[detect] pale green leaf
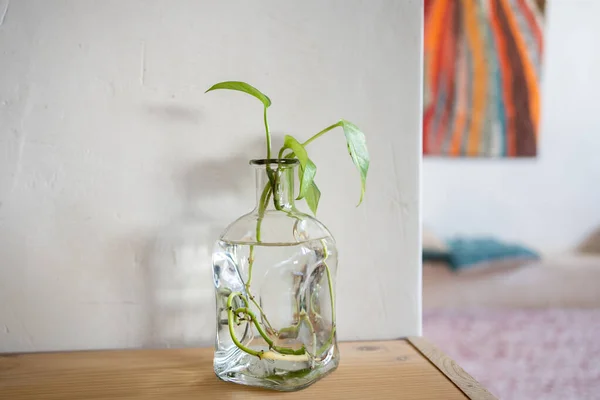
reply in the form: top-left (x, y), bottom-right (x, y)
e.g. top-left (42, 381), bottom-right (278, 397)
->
top-left (282, 135), bottom-right (316, 200)
top-left (339, 120), bottom-right (369, 205)
top-left (304, 181), bottom-right (321, 216)
top-left (205, 81), bottom-right (271, 108)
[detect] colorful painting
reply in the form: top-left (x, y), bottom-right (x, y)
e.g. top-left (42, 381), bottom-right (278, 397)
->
top-left (423, 0), bottom-right (545, 157)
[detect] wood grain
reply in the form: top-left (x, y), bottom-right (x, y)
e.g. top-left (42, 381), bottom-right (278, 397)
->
top-left (408, 336), bottom-right (497, 400)
top-left (0, 340), bottom-right (474, 400)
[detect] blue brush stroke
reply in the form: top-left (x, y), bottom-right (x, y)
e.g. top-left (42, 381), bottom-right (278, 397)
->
top-left (486, 11), bottom-right (506, 157)
top-left (442, 75), bottom-right (458, 154)
top-left (431, 73), bottom-right (447, 154)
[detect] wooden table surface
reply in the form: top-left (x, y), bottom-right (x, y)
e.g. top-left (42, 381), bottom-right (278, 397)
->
top-left (0, 337), bottom-right (496, 400)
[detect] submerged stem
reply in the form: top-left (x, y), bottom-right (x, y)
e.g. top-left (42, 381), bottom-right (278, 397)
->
top-left (234, 307), bottom-right (273, 347)
top-left (247, 183), bottom-right (271, 286)
top-left (316, 239), bottom-right (336, 355)
top-left (301, 311), bottom-right (317, 357)
top-left (227, 161), bottom-right (334, 361)
top-left (245, 183), bottom-right (275, 333)
top-left (227, 292), bottom-right (307, 360)
top-left (322, 241), bottom-right (336, 324)
top-left (226, 292), bottom-right (262, 358)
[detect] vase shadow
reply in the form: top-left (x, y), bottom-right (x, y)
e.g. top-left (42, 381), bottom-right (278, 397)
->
top-left (140, 136), bottom-right (272, 348)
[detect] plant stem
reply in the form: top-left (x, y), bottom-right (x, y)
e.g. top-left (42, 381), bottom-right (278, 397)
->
top-left (264, 106), bottom-right (271, 159)
top-left (245, 184), bottom-right (275, 333)
top-left (227, 145), bottom-right (334, 361)
top-left (226, 293), bottom-right (308, 360)
top-left (226, 292), bottom-right (262, 358)
top-left (265, 240), bottom-right (337, 356)
top-left (321, 241), bottom-right (336, 323)
top-left (316, 239), bottom-right (336, 355)
top-left (302, 122), bottom-right (341, 147)
top-left (272, 168), bottom-right (284, 211)
top-left (301, 311), bottom-right (317, 356)
top-left (316, 325), bottom-right (336, 356)
top-left (278, 324), bottom-right (300, 338)
top-left (323, 261), bottom-right (335, 322)
top-left (277, 147), bottom-right (287, 160)
top-left (247, 183), bottom-right (271, 287)
top-left (248, 295), bottom-right (274, 335)
top-left (234, 307), bottom-right (273, 347)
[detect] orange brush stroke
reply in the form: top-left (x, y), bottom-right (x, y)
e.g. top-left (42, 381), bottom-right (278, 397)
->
top-left (425, 0), bottom-right (447, 52)
top-left (425, 0), bottom-right (448, 95)
top-left (449, 40), bottom-right (468, 156)
top-left (432, 3), bottom-right (456, 154)
top-left (462, 0), bottom-right (488, 156)
top-left (500, 0), bottom-right (540, 136)
top-left (423, 0), bottom-right (447, 154)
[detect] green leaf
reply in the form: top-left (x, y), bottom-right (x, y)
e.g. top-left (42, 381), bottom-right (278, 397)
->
top-left (205, 81), bottom-right (271, 108)
top-left (304, 181), bottom-right (321, 216)
top-left (282, 135), bottom-right (316, 200)
top-left (339, 120), bottom-right (369, 205)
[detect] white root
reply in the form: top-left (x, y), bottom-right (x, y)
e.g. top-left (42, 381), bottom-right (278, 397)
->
top-left (261, 351), bottom-right (309, 362)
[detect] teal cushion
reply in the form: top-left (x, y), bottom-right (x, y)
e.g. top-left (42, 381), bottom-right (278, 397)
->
top-left (446, 237), bottom-right (540, 270)
top-left (422, 249), bottom-right (452, 263)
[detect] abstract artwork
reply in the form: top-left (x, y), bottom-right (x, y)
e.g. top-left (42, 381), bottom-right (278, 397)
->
top-left (423, 0), bottom-right (546, 157)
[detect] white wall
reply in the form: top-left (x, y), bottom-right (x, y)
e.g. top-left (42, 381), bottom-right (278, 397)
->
top-left (423, 0), bottom-right (600, 254)
top-left (0, 0), bottom-right (423, 352)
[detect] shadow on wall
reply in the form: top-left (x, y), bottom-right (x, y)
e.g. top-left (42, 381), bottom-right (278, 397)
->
top-left (139, 125), bottom-right (272, 348)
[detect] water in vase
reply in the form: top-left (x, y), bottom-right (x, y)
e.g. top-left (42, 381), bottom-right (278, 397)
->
top-left (212, 236), bottom-right (338, 391)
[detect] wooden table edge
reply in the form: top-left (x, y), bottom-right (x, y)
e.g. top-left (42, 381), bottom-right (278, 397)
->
top-left (1, 337), bottom-right (497, 399)
top-left (407, 336), bottom-right (497, 400)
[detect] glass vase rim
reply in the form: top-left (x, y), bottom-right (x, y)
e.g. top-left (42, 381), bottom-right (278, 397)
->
top-left (249, 158), bottom-right (299, 168)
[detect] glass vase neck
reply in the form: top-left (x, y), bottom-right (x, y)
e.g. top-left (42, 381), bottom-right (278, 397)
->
top-left (251, 159), bottom-right (298, 212)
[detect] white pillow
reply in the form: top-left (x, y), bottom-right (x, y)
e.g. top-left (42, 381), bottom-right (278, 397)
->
top-left (578, 226), bottom-right (600, 254)
top-left (422, 226), bottom-right (448, 253)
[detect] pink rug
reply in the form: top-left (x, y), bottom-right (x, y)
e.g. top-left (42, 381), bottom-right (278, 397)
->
top-left (423, 309), bottom-right (600, 400)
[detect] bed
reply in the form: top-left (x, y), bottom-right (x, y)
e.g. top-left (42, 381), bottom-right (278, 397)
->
top-left (424, 254), bottom-right (600, 310)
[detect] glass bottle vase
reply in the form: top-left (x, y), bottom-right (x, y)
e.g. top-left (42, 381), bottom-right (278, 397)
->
top-left (212, 159), bottom-right (339, 391)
